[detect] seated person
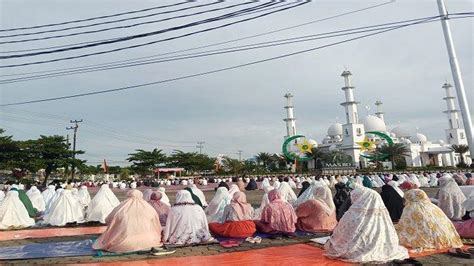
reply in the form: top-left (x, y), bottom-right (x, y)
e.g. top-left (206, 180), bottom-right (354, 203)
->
top-left (206, 187), bottom-right (231, 223)
top-left (255, 190), bottom-right (297, 235)
top-left (454, 191), bottom-right (474, 239)
top-left (164, 190), bottom-right (213, 246)
top-left (296, 186), bottom-right (337, 232)
top-left (245, 179), bottom-right (258, 191)
top-left (437, 176), bottom-right (466, 221)
top-left (325, 185), bottom-right (408, 263)
top-left (148, 191), bottom-right (170, 226)
top-left (43, 188), bottom-right (84, 226)
top-left (93, 190), bottom-right (162, 253)
top-left (209, 192), bottom-right (256, 238)
top-left (380, 182), bottom-right (404, 223)
top-left (87, 184), bottom-right (120, 223)
top-left (333, 182), bottom-right (351, 221)
top-left (397, 189), bottom-right (463, 249)
top-left (0, 190), bottom-right (35, 229)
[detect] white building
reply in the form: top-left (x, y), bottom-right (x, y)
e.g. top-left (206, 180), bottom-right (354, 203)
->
top-left (315, 71), bottom-right (471, 168)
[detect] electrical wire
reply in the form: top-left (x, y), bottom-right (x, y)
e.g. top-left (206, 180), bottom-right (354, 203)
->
top-left (3, 14), bottom-right (470, 84)
top-left (0, 0), bottom-right (395, 76)
top-left (0, 0), bottom-right (307, 66)
top-left (0, 15), bottom-right (445, 107)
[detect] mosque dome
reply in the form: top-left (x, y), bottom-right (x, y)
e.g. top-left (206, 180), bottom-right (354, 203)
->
top-left (329, 144), bottom-right (338, 152)
top-left (391, 127), bottom-right (411, 138)
top-left (410, 133), bottom-right (427, 144)
top-left (327, 123), bottom-right (343, 136)
top-left (362, 115), bottom-right (386, 132)
top-left (437, 140), bottom-right (445, 146)
top-left (400, 138), bottom-right (412, 144)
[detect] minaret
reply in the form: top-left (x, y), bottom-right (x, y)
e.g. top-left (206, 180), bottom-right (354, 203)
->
top-left (283, 93), bottom-right (297, 139)
top-left (339, 70), bottom-right (365, 167)
top-left (442, 82), bottom-right (467, 145)
top-left (375, 100), bottom-right (384, 122)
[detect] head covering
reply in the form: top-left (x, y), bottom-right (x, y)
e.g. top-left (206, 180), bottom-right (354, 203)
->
top-left (245, 179), bottom-right (258, 191)
top-left (260, 190), bottom-right (297, 233)
top-left (237, 179), bottom-right (246, 191)
top-left (206, 187), bottom-right (231, 223)
top-left (407, 174), bottom-right (421, 188)
top-left (397, 189), bottom-right (463, 249)
top-left (10, 187), bottom-right (37, 218)
top-left (313, 186), bottom-right (336, 215)
top-left (273, 180), bottom-right (281, 190)
top-left (362, 176), bottom-right (373, 188)
top-left (380, 184), bottom-right (404, 222)
top-left (437, 176), bottom-right (466, 220)
top-left (297, 181), bottom-right (311, 198)
top-left (0, 190), bottom-right (35, 229)
top-left (43, 189), bottom-right (84, 226)
top-left (324, 185), bottom-right (408, 263)
top-left (148, 191), bottom-right (170, 226)
top-left (228, 184), bottom-right (240, 198)
top-left (26, 186), bottom-right (46, 212)
top-left (223, 192), bottom-right (253, 221)
top-left (142, 189), bottom-right (154, 202)
top-left (184, 187), bottom-right (203, 208)
top-left (452, 174), bottom-right (467, 186)
top-left (295, 186), bottom-right (337, 233)
top-left (189, 184), bottom-right (207, 207)
top-left (157, 187), bottom-right (170, 206)
top-left (77, 185), bottom-right (91, 208)
top-left (218, 181), bottom-right (229, 190)
top-left (86, 184), bottom-right (120, 223)
top-left (164, 190), bottom-right (212, 245)
top-left (260, 178), bottom-right (270, 190)
top-left (93, 190), bottom-right (162, 252)
top-left (277, 182), bottom-right (297, 205)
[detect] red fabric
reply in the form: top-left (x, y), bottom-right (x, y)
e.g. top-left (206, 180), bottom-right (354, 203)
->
top-left (400, 181), bottom-right (418, 190)
top-left (454, 219), bottom-right (474, 238)
top-left (209, 220), bottom-right (256, 238)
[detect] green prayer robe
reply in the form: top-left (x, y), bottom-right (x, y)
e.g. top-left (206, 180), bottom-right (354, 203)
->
top-left (11, 188), bottom-right (38, 217)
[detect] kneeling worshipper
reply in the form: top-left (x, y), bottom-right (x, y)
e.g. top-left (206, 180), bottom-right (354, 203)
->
top-left (0, 190), bottom-right (36, 229)
top-left (184, 186), bottom-right (204, 208)
top-left (188, 184), bottom-right (208, 207)
top-left (87, 184), bottom-right (120, 223)
top-left (206, 187), bottom-right (231, 223)
top-left (237, 179), bottom-right (246, 191)
top-left (77, 185), bottom-right (91, 209)
top-left (43, 187), bottom-right (85, 226)
top-left (245, 179), bottom-right (258, 191)
top-left (277, 181), bottom-right (297, 205)
top-left (396, 189), bottom-right (463, 249)
top-left (333, 182), bottom-right (351, 221)
top-left (209, 192), bottom-right (256, 238)
top-left (297, 181), bottom-right (311, 198)
top-left (26, 185), bottom-right (46, 212)
top-left (142, 188), bottom-right (154, 202)
top-left (158, 187), bottom-right (170, 206)
top-left (380, 181), bottom-right (404, 223)
top-left (148, 191), bottom-right (170, 226)
top-left (228, 184), bottom-right (240, 198)
top-left (93, 190), bottom-right (163, 253)
top-left (324, 185), bottom-right (409, 263)
top-left (42, 184), bottom-right (56, 207)
top-left (454, 192), bottom-right (474, 238)
top-left (10, 185), bottom-right (37, 218)
top-left (437, 175), bottom-right (466, 220)
top-left (218, 181), bottom-right (230, 190)
top-left (254, 185), bottom-right (274, 219)
top-left (295, 186), bottom-right (337, 233)
top-left (255, 190), bottom-right (297, 235)
top-left (164, 190), bottom-right (213, 246)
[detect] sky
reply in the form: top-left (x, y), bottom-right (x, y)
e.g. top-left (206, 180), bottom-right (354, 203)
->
top-left (0, 0), bottom-right (473, 166)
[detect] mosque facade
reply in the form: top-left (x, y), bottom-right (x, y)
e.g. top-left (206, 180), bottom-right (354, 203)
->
top-left (284, 70), bottom-right (472, 169)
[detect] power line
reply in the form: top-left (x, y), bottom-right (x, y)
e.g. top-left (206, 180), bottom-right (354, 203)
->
top-left (0, 15), bottom-right (452, 106)
top-left (0, 1), bottom-right (192, 32)
top-left (0, 0), bottom-right (307, 67)
top-left (0, 0), bottom-right (254, 44)
top-left (3, 14), bottom-right (469, 84)
top-left (197, 141), bottom-right (205, 154)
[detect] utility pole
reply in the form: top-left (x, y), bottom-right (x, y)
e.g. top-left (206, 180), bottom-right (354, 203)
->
top-left (437, 0), bottom-right (474, 157)
top-left (197, 141), bottom-right (205, 154)
top-left (66, 119), bottom-right (83, 182)
top-left (237, 150), bottom-right (243, 161)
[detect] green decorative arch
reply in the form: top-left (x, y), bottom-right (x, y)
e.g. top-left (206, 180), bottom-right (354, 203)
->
top-left (282, 135), bottom-right (315, 162)
top-left (360, 131), bottom-right (393, 161)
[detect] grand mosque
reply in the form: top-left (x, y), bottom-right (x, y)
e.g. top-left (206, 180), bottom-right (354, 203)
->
top-left (283, 70), bottom-right (471, 169)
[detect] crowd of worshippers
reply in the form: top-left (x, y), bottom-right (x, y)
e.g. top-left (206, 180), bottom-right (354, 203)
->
top-left (0, 171), bottom-right (473, 262)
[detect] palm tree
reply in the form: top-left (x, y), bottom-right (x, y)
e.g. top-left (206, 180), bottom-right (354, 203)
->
top-left (376, 143), bottom-right (410, 169)
top-left (255, 152), bottom-right (273, 168)
top-left (450, 144), bottom-right (470, 167)
top-left (127, 148), bottom-right (167, 176)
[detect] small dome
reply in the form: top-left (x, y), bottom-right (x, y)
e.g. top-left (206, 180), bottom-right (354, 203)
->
top-left (410, 133), bottom-right (427, 144)
top-left (327, 123), bottom-right (343, 136)
top-left (400, 138), bottom-right (412, 144)
top-left (391, 127), bottom-right (411, 138)
top-left (362, 115), bottom-right (386, 132)
top-left (329, 144), bottom-right (338, 151)
top-left (437, 140), bottom-right (445, 145)
top-left (389, 132), bottom-right (396, 138)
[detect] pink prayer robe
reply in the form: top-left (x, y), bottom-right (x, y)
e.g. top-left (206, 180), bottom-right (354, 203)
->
top-left (296, 199), bottom-right (337, 232)
top-left (257, 190), bottom-right (297, 234)
top-left (93, 190), bottom-right (162, 252)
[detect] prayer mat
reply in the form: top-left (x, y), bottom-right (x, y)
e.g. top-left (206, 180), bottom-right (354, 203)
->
top-left (0, 239), bottom-right (95, 260)
top-left (0, 226), bottom-right (106, 241)
top-left (462, 238), bottom-right (474, 245)
top-left (295, 230), bottom-right (330, 239)
top-left (95, 250), bottom-right (143, 257)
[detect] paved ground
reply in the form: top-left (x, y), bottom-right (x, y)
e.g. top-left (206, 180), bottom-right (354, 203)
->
top-left (0, 186), bottom-right (472, 265)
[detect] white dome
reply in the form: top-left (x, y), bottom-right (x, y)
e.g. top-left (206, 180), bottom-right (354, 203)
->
top-left (410, 133), bottom-right (427, 143)
top-left (391, 127), bottom-right (411, 138)
top-left (327, 123), bottom-right (343, 136)
top-left (400, 138), bottom-right (412, 144)
top-left (437, 140), bottom-right (445, 146)
top-left (329, 144), bottom-right (338, 151)
top-left (362, 115), bottom-right (386, 132)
